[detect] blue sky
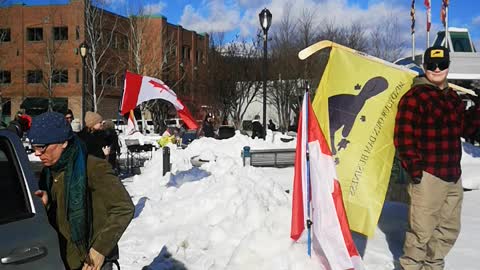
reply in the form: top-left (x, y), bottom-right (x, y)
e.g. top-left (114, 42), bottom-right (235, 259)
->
top-left (12, 0), bottom-right (480, 52)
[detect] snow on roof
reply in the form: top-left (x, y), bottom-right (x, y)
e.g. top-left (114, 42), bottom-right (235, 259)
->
top-left (447, 27), bottom-right (469, 32)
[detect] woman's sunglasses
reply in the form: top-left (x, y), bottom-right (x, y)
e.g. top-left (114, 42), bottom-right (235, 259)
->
top-left (425, 61), bottom-right (450, 71)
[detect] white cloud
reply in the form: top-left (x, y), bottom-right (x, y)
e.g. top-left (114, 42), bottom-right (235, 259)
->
top-left (235, 0), bottom-right (417, 47)
top-left (103, 0), bottom-right (167, 15)
top-left (179, 0), bottom-right (467, 53)
top-left (144, 2), bottom-right (167, 15)
top-left (473, 16), bottom-right (480, 26)
top-left (180, 0), bottom-right (241, 33)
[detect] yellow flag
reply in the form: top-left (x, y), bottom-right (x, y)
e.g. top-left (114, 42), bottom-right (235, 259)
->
top-left (309, 41), bottom-right (416, 237)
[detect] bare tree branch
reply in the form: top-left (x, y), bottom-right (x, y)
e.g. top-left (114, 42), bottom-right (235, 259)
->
top-left (368, 16), bottom-right (407, 62)
top-left (84, 0), bottom-right (124, 112)
top-left (26, 9), bottom-right (67, 112)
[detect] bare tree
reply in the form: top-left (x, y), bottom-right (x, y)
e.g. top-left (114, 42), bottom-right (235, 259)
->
top-left (298, 8), bottom-right (318, 80)
top-left (84, 0), bottom-right (124, 112)
top-left (127, 3), bottom-right (167, 76)
top-left (368, 16), bottom-right (407, 62)
top-left (268, 13), bottom-right (370, 131)
top-left (26, 10), bottom-right (68, 112)
top-left (318, 19), bottom-right (368, 52)
top-left (125, 2), bottom-right (181, 132)
top-left (269, 3), bottom-right (305, 132)
top-left (126, 3), bottom-right (161, 132)
top-left (207, 34), bottom-right (262, 129)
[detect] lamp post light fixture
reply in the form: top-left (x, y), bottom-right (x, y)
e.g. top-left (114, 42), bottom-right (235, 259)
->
top-left (79, 42), bottom-right (88, 127)
top-left (259, 8), bottom-right (272, 140)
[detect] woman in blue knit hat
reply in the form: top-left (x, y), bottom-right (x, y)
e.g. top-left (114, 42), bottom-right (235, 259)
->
top-left (28, 112), bottom-right (134, 270)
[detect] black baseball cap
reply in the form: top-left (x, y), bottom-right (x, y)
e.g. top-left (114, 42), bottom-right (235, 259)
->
top-left (423, 46), bottom-right (450, 71)
top-left (424, 46), bottom-right (450, 65)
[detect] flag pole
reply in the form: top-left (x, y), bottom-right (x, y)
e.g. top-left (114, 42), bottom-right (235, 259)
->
top-left (411, 0), bottom-right (416, 60)
top-left (427, 31), bottom-right (430, 48)
top-left (445, 5), bottom-right (449, 49)
top-left (304, 89), bottom-right (313, 257)
top-left (426, 0), bottom-right (431, 47)
top-left (412, 33), bottom-right (416, 61)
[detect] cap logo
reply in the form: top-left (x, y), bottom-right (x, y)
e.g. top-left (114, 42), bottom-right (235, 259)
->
top-left (430, 49), bottom-right (444, 58)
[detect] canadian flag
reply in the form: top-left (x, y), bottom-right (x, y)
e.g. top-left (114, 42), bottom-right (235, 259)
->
top-left (291, 92), bottom-right (363, 270)
top-left (121, 71), bottom-right (198, 130)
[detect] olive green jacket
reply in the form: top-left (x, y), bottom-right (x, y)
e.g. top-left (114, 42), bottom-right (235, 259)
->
top-left (41, 155), bottom-right (134, 269)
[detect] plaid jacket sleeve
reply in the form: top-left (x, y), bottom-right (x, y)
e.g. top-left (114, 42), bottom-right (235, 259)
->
top-left (394, 92), bottom-right (424, 179)
top-left (462, 104), bottom-right (480, 138)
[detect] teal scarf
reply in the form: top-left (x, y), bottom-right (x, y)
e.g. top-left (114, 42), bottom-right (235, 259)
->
top-left (44, 136), bottom-right (90, 258)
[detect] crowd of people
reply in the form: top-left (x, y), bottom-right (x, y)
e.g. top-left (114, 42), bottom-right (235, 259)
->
top-left (5, 44), bottom-right (480, 270)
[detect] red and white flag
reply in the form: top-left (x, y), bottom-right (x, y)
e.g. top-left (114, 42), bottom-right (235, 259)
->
top-left (126, 110), bottom-right (138, 135)
top-left (441, 0), bottom-right (449, 27)
top-left (424, 0), bottom-right (431, 31)
top-left (291, 92), bottom-right (363, 270)
top-left (121, 71), bottom-right (198, 130)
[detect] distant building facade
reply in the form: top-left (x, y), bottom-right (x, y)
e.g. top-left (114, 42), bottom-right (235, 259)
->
top-left (0, 0), bottom-right (209, 124)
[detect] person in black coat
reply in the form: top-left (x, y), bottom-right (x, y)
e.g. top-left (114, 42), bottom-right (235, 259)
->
top-left (77, 111), bottom-right (109, 160)
top-left (202, 113), bottom-right (215, 138)
top-left (7, 112), bottom-right (31, 138)
top-left (251, 115), bottom-right (264, 139)
top-left (102, 120), bottom-right (120, 173)
top-left (267, 119), bottom-right (276, 131)
top-left (65, 109), bottom-right (74, 124)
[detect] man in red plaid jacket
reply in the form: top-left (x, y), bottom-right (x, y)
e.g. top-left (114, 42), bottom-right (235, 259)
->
top-left (394, 46), bottom-right (480, 270)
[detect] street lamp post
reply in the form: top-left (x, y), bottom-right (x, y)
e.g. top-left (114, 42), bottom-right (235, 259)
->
top-left (259, 8), bottom-right (272, 140)
top-left (79, 42), bottom-right (88, 127)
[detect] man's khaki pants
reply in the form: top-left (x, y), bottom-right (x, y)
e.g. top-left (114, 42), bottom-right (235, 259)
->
top-left (400, 171), bottom-right (463, 270)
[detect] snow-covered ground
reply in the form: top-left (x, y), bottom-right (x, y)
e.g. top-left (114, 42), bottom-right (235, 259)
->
top-left (117, 132), bottom-right (480, 270)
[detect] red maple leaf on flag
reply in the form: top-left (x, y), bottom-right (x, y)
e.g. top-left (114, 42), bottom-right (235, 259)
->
top-left (149, 80), bottom-right (177, 96)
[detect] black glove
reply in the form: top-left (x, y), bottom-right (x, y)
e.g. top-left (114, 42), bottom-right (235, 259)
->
top-left (412, 177), bottom-right (422, 184)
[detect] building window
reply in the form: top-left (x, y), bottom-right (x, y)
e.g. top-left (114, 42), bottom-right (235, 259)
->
top-left (0, 70), bottom-right (11, 84)
top-left (53, 26), bottom-right (68, 41)
top-left (1, 99), bottom-right (11, 124)
top-left (76, 69), bottom-right (79, 83)
top-left (119, 35), bottom-right (128, 49)
top-left (0, 28), bottom-right (11, 42)
top-left (27, 70), bottom-right (42, 84)
top-left (52, 70), bottom-right (68, 84)
top-left (196, 50), bottom-right (203, 65)
top-left (27, 27), bottom-right (43, 41)
top-left (20, 97), bottom-right (67, 117)
top-left (75, 26), bottom-right (80, 40)
top-left (182, 46), bottom-right (191, 62)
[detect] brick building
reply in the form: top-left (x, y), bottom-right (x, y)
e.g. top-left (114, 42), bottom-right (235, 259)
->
top-left (0, 0), bottom-right (209, 125)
